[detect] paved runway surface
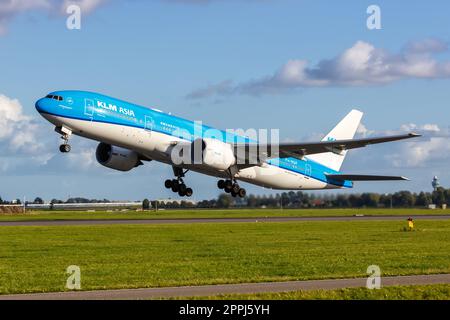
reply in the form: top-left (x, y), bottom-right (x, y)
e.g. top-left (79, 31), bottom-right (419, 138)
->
top-left (1, 274), bottom-right (449, 300)
top-left (0, 214), bottom-right (449, 226)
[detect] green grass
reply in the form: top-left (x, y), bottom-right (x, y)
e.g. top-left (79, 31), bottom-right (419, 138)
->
top-left (190, 284), bottom-right (450, 300)
top-left (1, 219), bottom-right (450, 295)
top-left (0, 208), bottom-right (448, 221)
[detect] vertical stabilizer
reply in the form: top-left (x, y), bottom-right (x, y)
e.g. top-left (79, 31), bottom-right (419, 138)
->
top-left (307, 109), bottom-right (363, 171)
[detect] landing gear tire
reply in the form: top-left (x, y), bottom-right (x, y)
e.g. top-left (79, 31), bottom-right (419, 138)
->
top-left (59, 144), bottom-right (71, 153)
top-left (178, 190), bottom-right (186, 197)
top-left (185, 188), bottom-right (193, 197)
top-left (179, 183), bottom-right (187, 194)
top-left (171, 183), bottom-right (179, 193)
top-left (224, 180), bottom-right (233, 191)
top-left (232, 183), bottom-right (240, 194)
top-left (238, 188), bottom-right (246, 198)
top-left (217, 180), bottom-right (226, 189)
top-left (231, 190), bottom-right (238, 197)
top-left (164, 179), bottom-right (173, 189)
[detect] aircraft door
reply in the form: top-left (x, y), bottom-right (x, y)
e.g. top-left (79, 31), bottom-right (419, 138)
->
top-left (140, 115), bottom-right (155, 148)
top-left (305, 163), bottom-right (312, 177)
top-left (84, 99), bottom-right (94, 120)
top-left (145, 115), bottom-right (154, 132)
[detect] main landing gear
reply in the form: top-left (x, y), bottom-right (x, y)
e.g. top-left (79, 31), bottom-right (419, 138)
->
top-left (217, 179), bottom-right (246, 198)
top-left (165, 167), bottom-right (193, 197)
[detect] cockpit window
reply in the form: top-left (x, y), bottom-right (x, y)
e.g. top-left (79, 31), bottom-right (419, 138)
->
top-left (46, 94), bottom-right (63, 101)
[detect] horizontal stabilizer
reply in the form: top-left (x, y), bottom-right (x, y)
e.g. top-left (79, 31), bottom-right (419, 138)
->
top-left (326, 174), bottom-right (409, 181)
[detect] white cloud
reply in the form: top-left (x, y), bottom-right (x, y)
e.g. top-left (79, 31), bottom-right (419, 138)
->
top-left (0, 94), bottom-right (51, 173)
top-left (0, 94), bottom-right (37, 150)
top-left (356, 123), bottom-right (376, 137)
top-left (385, 124), bottom-right (450, 168)
top-left (186, 80), bottom-right (235, 99)
top-left (66, 147), bottom-right (97, 170)
top-left (188, 38), bottom-right (450, 98)
top-left (0, 93), bottom-right (101, 175)
top-left (351, 122), bottom-right (450, 169)
top-left (386, 137), bottom-right (450, 168)
top-left (399, 123), bottom-right (441, 133)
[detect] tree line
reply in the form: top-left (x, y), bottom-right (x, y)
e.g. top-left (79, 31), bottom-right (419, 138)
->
top-left (149, 187), bottom-right (449, 209)
top-left (0, 197), bottom-right (111, 205)
top-left (1, 187), bottom-right (448, 209)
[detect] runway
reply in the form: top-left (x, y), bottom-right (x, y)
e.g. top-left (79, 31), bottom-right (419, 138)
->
top-left (1, 274), bottom-right (449, 300)
top-left (0, 214), bottom-right (449, 227)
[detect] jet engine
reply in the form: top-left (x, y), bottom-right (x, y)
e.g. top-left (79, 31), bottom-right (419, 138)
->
top-left (190, 138), bottom-right (236, 171)
top-left (96, 142), bottom-right (142, 172)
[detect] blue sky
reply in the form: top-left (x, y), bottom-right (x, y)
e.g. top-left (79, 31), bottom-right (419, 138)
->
top-left (0, 0), bottom-right (449, 201)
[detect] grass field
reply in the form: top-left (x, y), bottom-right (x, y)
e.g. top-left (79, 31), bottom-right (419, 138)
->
top-left (191, 284), bottom-right (450, 300)
top-left (1, 219), bottom-right (450, 295)
top-left (0, 208), bottom-right (448, 221)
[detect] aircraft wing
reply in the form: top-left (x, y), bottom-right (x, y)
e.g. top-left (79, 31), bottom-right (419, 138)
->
top-left (326, 174), bottom-right (409, 181)
top-left (235, 133), bottom-right (420, 162)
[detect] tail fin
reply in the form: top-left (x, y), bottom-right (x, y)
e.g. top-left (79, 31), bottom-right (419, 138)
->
top-left (307, 109), bottom-right (363, 171)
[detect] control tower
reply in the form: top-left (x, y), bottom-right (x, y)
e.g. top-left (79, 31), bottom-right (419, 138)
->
top-left (432, 176), bottom-right (440, 191)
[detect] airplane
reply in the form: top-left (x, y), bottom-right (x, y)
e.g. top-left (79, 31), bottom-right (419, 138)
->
top-left (35, 90), bottom-right (420, 198)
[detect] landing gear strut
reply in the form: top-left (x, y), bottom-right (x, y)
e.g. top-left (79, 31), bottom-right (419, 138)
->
top-left (164, 167), bottom-right (193, 197)
top-left (217, 179), bottom-right (246, 198)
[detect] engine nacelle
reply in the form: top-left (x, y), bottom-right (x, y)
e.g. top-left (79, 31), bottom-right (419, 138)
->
top-left (96, 143), bottom-right (142, 172)
top-left (191, 138), bottom-right (236, 171)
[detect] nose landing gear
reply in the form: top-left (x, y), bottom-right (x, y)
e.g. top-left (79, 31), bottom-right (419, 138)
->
top-left (55, 126), bottom-right (72, 153)
top-left (217, 179), bottom-right (246, 198)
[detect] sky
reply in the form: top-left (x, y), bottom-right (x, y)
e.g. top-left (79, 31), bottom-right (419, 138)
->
top-left (0, 0), bottom-right (449, 202)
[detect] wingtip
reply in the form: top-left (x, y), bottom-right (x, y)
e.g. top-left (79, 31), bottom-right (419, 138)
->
top-left (408, 132), bottom-right (422, 137)
top-left (401, 176), bottom-right (410, 181)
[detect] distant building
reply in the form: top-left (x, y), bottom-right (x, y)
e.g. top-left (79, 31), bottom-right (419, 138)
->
top-left (26, 202), bottom-right (141, 210)
top-left (156, 198), bottom-right (197, 205)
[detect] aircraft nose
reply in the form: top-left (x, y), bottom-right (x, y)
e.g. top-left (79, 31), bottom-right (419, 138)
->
top-left (35, 98), bottom-right (48, 113)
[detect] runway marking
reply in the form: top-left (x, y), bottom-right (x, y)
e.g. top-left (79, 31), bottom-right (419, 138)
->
top-left (1, 274), bottom-right (450, 300)
top-left (0, 215), bottom-right (449, 227)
